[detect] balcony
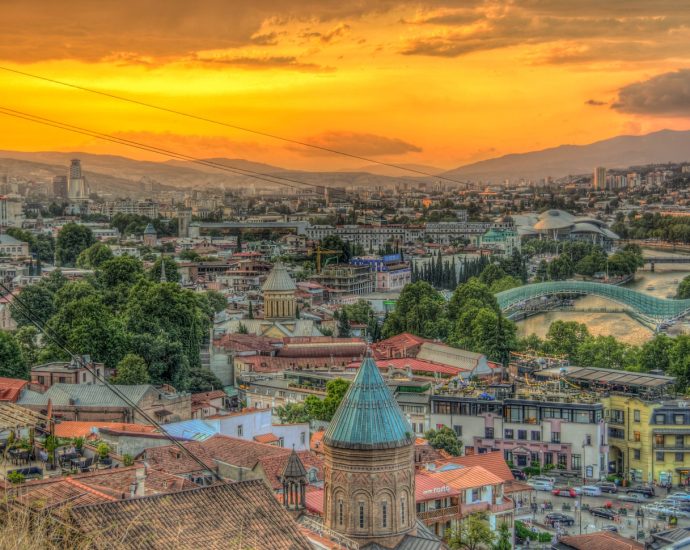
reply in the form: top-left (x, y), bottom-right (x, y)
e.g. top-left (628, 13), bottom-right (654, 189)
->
top-left (654, 444), bottom-right (689, 450)
top-left (418, 505), bottom-right (460, 522)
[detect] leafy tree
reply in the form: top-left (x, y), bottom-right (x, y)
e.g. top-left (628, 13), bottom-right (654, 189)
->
top-left (10, 284), bottom-right (55, 327)
top-left (148, 256), bottom-right (180, 283)
top-left (204, 290), bottom-right (227, 314)
top-left (97, 255), bottom-right (144, 290)
top-left (112, 353), bottom-right (150, 385)
top-left (338, 309), bottom-right (351, 337)
top-left (56, 223), bottom-right (95, 266)
top-left (382, 281), bottom-right (449, 340)
top-left (129, 333), bottom-right (189, 389)
top-left (535, 260), bottom-right (548, 282)
top-left (447, 513), bottom-right (495, 550)
top-left (489, 275), bottom-right (522, 293)
top-left (0, 331), bottom-right (28, 379)
top-left (478, 264), bottom-right (507, 288)
top-left (54, 280), bottom-right (98, 311)
top-left (6, 228), bottom-right (55, 263)
top-left (679, 275), bottom-right (690, 299)
top-left (179, 249), bottom-right (201, 262)
top-left (15, 325), bottom-right (39, 366)
top-left (275, 402), bottom-right (311, 424)
top-left (638, 334), bottom-right (674, 373)
top-left (543, 321), bottom-right (590, 358)
top-left (187, 368), bottom-right (223, 393)
top-left (321, 378), bottom-right (350, 421)
top-left (424, 426), bottom-right (462, 456)
top-left (342, 300), bottom-right (375, 324)
top-left (575, 335), bottom-right (638, 370)
top-left (547, 255), bottom-right (573, 281)
top-left (447, 278), bottom-right (500, 321)
top-left (76, 242), bottom-right (114, 268)
top-left (492, 522), bottom-right (512, 550)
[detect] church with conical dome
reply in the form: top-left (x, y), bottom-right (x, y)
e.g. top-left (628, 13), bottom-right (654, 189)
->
top-left (321, 355), bottom-right (443, 549)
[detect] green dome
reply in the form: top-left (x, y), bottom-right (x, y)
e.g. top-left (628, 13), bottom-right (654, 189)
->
top-left (323, 356), bottom-right (412, 450)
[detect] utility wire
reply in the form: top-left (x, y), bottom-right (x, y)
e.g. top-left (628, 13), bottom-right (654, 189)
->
top-left (0, 65), bottom-right (464, 185)
top-left (0, 280), bottom-right (224, 482)
top-left (0, 106), bottom-right (345, 193)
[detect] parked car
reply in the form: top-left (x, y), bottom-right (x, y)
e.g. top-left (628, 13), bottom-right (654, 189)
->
top-left (595, 481), bottom-right (618, 494)
top-left (529, 480), bottom-right (554, 491)
top-left (531, 475), bottom-right (556, 484)
top-left (668, 492), bottom-right (690, 502)
top-left (617, 493), bottom-right (648, 503)
top-left (590, 507), bottom-right (617, 520)
top-left (626, 486), bottom-right (655, 498)
top-left (511, 469), bottom-right (527, 481)
top-left (545, 513), bottom-right (575, 527)
top-left (581, 485), bottom-right (603, 497)
top-left (601, 525), bottom-right (618, 533)
top-left (553, 487), bottom-right (580, 498)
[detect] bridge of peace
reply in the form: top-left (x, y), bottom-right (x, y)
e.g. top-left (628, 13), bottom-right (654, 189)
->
top-left (496, 281), bottom-right (690, 326)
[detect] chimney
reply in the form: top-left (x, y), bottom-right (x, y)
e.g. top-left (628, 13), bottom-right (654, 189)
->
top-left (134, 466), bottom-right (146, 497)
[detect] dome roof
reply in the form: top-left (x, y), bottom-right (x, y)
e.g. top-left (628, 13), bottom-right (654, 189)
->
top-left (323, 356), bottom-right (412, 451)
top-left (571, 222), bottom-right (604, 235)
top-left (261, 263), bottom-right (297, 292)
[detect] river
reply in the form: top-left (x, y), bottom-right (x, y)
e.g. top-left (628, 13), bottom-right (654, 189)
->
top-left (515, 248), bottom-right (690, 344)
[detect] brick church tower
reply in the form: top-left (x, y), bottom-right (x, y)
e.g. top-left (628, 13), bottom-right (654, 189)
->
top-left (322, 355), bottom-right (416, 548)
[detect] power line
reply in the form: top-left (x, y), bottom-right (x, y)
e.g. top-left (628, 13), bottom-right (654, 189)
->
top-left (0, 65), bottom-right (463, 185)
top-left (0, 106), bottom-right (344, 193)
top-left (0, 280), bottom-right (223, 482)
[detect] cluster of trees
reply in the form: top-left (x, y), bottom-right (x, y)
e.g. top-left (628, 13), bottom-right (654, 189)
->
top-left (274, 379), bottom-right (350, 424)
top-left (3, 253), bottom-right (228, 392)
top-left (524, 240), bottom-right (644, 281)
top-left (447, 515), bottom-right (512, 550)
top-left (382, 279), bottom-right (516, 364)
top-left (678, 275), bottom-right (690, 299)
top-left (612, 212), bottom-right (690, 243)
top-left (424, 426), bottom-right (462, 456)
top-left (5, 228), bottom-right (55, 263)
top-left (411, 253), bottom-right (490, 291)
top-left (519, 320), bottom-right (690, 392)
top-left (110, 213), bottom-right (178, 238)
top-left (336, 300), bottom-right (382, 341)
top-left (320, 235), bottom-right (364, 263)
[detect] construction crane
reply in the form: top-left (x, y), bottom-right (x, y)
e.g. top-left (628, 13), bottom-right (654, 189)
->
top-left (313, 247), bottom-right (342, 273)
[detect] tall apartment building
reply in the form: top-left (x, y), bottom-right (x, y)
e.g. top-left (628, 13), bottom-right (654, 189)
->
top-left (593, 166), bottom-right (607, 190)
top-left (310, 264), bottom-right (374, 297)
top-left (52, 175), bottom-right (68, 198)
top-left (67, 159), bottom-right (88, 200)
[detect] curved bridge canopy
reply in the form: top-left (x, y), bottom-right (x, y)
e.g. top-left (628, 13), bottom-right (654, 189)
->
top-left (496, 281), bottom-right (690, 322)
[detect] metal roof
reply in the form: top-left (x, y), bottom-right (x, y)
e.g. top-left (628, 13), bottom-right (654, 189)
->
top-left (0, 402), bottom-right (48, 431)
top-left (537, 365), bottom-right (675, 388)
top-left (323, 356), bottom-right (412, 450)
top-left (261, 263), bottom-right (297, 292)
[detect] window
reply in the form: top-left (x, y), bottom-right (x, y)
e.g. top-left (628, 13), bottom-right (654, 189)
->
top-left (531, 431), bottom-right (541, 441)
top-left (359, 502), bottom-right (365, 529)
top-left (338, 500), bottom-right (344, 525)
top-left (677, 452), bottom-right (685, 462)
top-left (517, 429), bottom-right (527, 440)
top-left (278, 437), bottom-right (284, 448)
top-left (557, 454), bottom-right (567, 468)
top-left (237, 424), bottom-right (243, 437)
top-left (634, 449), bottom-right (641, 460)
top-left (453, 425), bottom-right (462, 437)
top-left (300, 432), bottom-right (306, 446)
top-left (656, 434), bottom-right (665, 446)
top-left (572, 454), bottom-right (581, 470)
top-left (401, 498), bottom-right (406, 525)
top-left (609, 409), bottom-right (625, 424)
top-left (609, 427), bottom-right (625, 439)
top-left (657, 451), bottom-right (665, 461)
top-left (634, 431), bottom-right (641, 442)
top-left (504, 429), bottom-right (514, 440)
top-left (382, 502), bottom-right (387, 528)
top-left (82, 372), bottom-right (86, 382)
top-left (485, 427), bottom-right (494, 439)
top-left (471, 488), bottom-right (480, 502)
top-left (676, 415), bottom-right (686, 425)
top-left (544, 453), bottom-right (554, 466)
top-left (634, 409), bottom-right (641, 422)
top-left (585, 434), bottom-right (592, 446)
top-left (551, 432), bottom-right (561, 444)
top-left (655, 414), bottom-right (666, 424)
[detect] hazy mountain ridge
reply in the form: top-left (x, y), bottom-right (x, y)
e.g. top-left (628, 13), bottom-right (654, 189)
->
top-left (442, 129), bottom-right (690, 182)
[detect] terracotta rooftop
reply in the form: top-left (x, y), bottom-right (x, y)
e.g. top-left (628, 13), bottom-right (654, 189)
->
top-left (428, 465), bottom-right (504, 490)
top-left (439, 451), bottom-right (514, 482)
top-left (254, 433), bottom-right (280, 444)
top-left (69, 480), bottom-right (312, 549)
top-left (555, 532), bottom-right (644, 550)
top-left (54, 421), bottom-right (157, 439)
top-left (415, 472), bottom-right (460, 502)
top-left (0, 377), bottom-right (28, 402)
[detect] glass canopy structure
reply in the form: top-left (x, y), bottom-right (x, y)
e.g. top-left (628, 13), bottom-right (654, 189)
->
top-left (496, 281), bottom-right (690, 323)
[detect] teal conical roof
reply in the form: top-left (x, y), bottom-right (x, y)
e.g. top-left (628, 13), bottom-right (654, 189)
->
top-left (323, 356), bottom-right (412, 450)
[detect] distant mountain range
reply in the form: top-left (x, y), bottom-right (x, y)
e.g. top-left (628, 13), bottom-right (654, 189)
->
top-left (1, 129), bottom-right (690, 196)
top-left (442, 129), bottom-right (690, 183)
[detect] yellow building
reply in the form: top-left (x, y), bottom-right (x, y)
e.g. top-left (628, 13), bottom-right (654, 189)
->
top-left (604, 396), bottom-right (690, 486)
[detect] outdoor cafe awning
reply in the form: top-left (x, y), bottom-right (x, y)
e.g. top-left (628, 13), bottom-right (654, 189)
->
top-left (0, 403), bottom-right (48, 432)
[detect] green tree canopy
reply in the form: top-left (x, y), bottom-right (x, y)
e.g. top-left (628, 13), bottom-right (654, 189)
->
top-left (56, 223), bottom-right (95, 266)
top-left (447, 513), bottom-right (495, 550)
top-left (76, 242), bottom-right (114, 268)
top-left (424, 426), bottom-right (462, 456)
top-left (382, 281), bottom-right (449, 340)
top-left (112, 353), bottom-right (150, 385)
top-left (148, 256), bottom-right (180, 283)
top-left (543, 320), bottom-right (591, 358)
top-left (0, 332), bottom-right (28, 379)
top-left (187, 368), bottom-right (223, 393)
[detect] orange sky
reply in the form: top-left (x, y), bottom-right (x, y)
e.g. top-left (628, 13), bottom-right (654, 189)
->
top-left (2, 1), bottom-right (690, 171)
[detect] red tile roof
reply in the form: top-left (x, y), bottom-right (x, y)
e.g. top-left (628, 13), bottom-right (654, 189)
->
top-left (440, 451), bottom-right (514, 482)
top-left (369, 358), bottom-right (468, 376)
top-left (254, 433), bottom-right (280, 444)
top-left (0, 377), bottom-right (27, 402)
top-left (557, 532), bottom-right (644, 550)
top-left (428, 465), bottom-right (503, 490)
top-left (54, 421), bottom-right (157, 439)
top-left (415, 472), bottom-right (460, 502)
top-left (372, 333), bottom-right (430, 359)
top-left (305, 487), bottom-right (324, 514)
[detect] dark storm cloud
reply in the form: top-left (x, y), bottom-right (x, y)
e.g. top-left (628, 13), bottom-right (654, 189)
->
top-left (612, 69), bottom-right (690, 116)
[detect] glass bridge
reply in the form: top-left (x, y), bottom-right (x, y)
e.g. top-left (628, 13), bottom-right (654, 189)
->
top-left (495, 281), bottom-right (690, 323)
